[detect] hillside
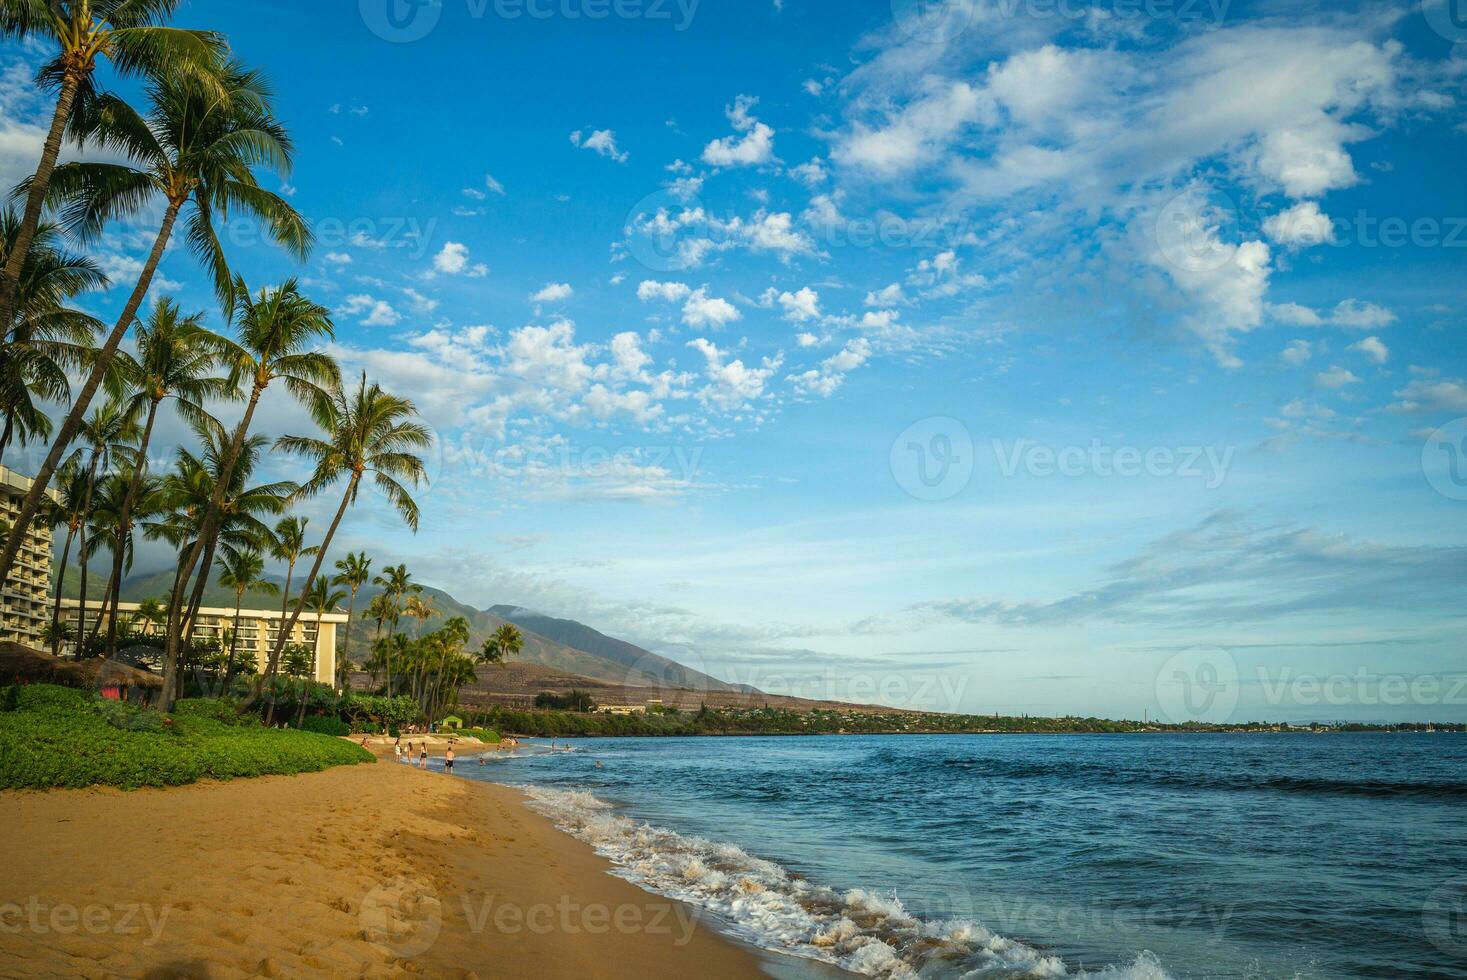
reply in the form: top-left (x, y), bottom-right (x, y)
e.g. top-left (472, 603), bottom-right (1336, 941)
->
top-left (60, 566), bottom-right (737, 692)
top-left (490, 605), bottom-right (745, 694)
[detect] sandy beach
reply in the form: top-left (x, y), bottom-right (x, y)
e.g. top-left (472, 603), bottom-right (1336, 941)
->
top-left (0, 761), bottom-right (764, 978)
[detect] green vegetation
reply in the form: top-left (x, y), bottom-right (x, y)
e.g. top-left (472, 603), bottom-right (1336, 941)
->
top-left (533, 689), bottom-right (596, 712)
top-left (465, 704), bottom-right (1461, 738)
top-left (0, 685), bottom-right (372, 790)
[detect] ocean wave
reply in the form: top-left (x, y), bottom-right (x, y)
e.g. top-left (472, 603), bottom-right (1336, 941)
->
top-left (520, 786), bottom-right (1173, 979)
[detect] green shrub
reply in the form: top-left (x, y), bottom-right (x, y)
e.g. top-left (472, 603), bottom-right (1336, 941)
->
top-left (462, 727), bottom-right (500, 743)
top-left (173, 697), bottom-right (256, 726)
top-left (299, 715), bottom-right (350, 736)
top-left (0, 684), bottom-right (373, 791)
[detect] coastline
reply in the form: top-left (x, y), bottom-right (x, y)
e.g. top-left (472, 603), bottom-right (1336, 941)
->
top-left (0, 761), bottom-right (766, 978)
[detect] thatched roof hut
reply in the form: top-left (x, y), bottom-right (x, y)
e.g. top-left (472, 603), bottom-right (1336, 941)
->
top-left (0, 642), bottom-right (163, 694)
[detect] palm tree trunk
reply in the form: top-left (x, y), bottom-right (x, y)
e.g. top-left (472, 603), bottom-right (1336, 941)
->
top-left (280, 560), bottom-right (295, 626)
top-left (75, 457), bottom-right (100, 659)
top-left (106, 400), bottom-right (161, 656)
top-left (50, 522), bottom-right (78, 656)
top-left (297, 625), bottom-right (322, 727)
top-left (183, 536), bottom-right (218, 649)
top-left (89, 569), bottom-right (115, 643)
top-left (0, 416), bottom-right (14, 465)
top-left (223, 591), bottom-right (244, 686)
top-left (0, 72), bottom-right (81, 343)
top-left (161, 381), bottom-right (264, 711)
top-left (0, 199), bottom-right (182, 585)
top-left (338, 588), bottom-right (359, 691)
top-left (255, 475), bottom-right (358, 707)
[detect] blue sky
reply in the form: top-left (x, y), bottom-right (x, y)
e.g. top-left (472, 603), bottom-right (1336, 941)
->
top-left (3, 0), bottom-right (1466, 722)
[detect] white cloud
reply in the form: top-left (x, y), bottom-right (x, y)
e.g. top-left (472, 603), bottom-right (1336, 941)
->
top-left (340, 294), bottom-right (401, 327)
top-left (834, 79), bottom-right (991, 179)
top-left (865, 283), bottom-right (906, 306)
top-left (401, 287), bottom-right (439, 315)
top-left (637, 280), bottom-right (692, 302)
top-left (701, 95), bottom-right (776, 167)
top-left (1263, 201), bottom-right (1334, 248)
top-left (1329, 299), bottom-right (1396, 330)
top-left (906, 249), bottom-right (987, 299)
top-left (323, 252), bottom-right (352, 265)
top-left (788, 157), bottom-right (828, 187)
top-left (531, 282), bottom-right (574, 303)
top-left (1391, 378), bottom-right (1467, 414)
top-left (1315, 365), bottom-right (1360, 389)
top-left (1281, 340), bottom-right (1313, 365)
top-left (1348, 335), bottom-right (1388, 364)
top-left (485, 173), bottom-right (505, 195)
top-left (570, 128), bottom-right (628, 163)
top-left (775, 287), bottom-right (821, 322)
top-left (682, 288), bottom-right (742, 329)
top-left (688, 338), bottom-right (780, 410)
top-left (433, 241), bottom-right (489, 277)
top-left (789, 338), bottom-right (873, 397)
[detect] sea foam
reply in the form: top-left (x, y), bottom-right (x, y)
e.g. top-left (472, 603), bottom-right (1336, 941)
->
top-left (521, 786), bottom-right (1174, 979)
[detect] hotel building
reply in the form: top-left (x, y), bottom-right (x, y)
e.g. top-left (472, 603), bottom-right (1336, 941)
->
top-left (58, 599), bottom-right (347, 686)
top-left (0, 466), bottom-right (59, 647)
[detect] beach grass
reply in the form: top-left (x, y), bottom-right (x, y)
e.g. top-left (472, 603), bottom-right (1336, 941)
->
top-left (0, 685), bottom-right (373, 790)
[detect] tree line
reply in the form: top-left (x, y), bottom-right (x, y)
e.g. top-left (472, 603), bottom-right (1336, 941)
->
top-left (0, 1), bottom-right (512, 720)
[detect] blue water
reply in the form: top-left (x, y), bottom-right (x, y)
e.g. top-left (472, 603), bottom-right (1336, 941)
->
top-left (449, 734), bottom-right (1467, 978)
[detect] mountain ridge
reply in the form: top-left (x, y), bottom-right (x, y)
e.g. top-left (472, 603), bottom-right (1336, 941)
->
top-left (59, 566), bottom-right (737, 692)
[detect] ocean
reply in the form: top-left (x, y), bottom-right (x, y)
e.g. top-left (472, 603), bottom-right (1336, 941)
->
top-left (450, 733), bottom-right (1467, 978)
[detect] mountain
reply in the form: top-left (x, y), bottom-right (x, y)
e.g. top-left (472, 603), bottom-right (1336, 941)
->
top-left (489, 605), bottom-right (746, 694)
top-left (66, 566), bottom-right (738, 691)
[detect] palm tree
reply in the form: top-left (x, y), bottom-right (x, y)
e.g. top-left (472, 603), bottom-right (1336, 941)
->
top-left (0, 213), bottom-right (106, 465)
top-left (46, 462), bottom-right (89, 655)
top-left (295, 577), bottom-right (344, 725)
top-left (0, 0), bottom-right (224, 336)
top-left (39, 618), bottom-right (73, 653)
top-left (156, 279), bottom-right (335, 709)
top-left (103, 297), bottom-right (233, 655)
top-left (363, 591), bottom-right (395, 690)
top-left (78, 469), bottom-right (163, 644)
top-left (371, 563), bottom-right (418, 698)
top-left (217, 547), bottom-right (276, 684)
top-left (162, 428), bottom-right (291, 642)
top-left (481, 623), bottom-right (523, 666)
top-left (152, 427), bottom-right (292, 652)
top-left (259, 374), bottom-right (430, 707)
top-left (132, 597), bottom-right (166, 637)
top-left (331, 551), bottom-right (371, 689)
top-left (0, 59), bottom-right (309, 586)
top-left (425, 615), bottom-right (469, 721)
top-left (270, 515), bottom-right (317, 624)
top-left (64, 397), bottom-right (138, 646)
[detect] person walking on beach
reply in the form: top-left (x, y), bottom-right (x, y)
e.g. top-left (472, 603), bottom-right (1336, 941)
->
top-left (419, 748), bottom-right (428, 768)
top-left (444, 748), bottom-right (455, 772)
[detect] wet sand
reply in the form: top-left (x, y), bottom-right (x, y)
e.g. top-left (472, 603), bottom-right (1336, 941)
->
top-left (0, 761), bottom-right (765, 978)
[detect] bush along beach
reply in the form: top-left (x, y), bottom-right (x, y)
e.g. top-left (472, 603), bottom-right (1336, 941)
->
top-left (0, 685), bottom-right (372, 790)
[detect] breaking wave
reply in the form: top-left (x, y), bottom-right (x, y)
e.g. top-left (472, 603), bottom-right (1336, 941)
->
top-left (521, 786), bottom-right (1173, 979)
